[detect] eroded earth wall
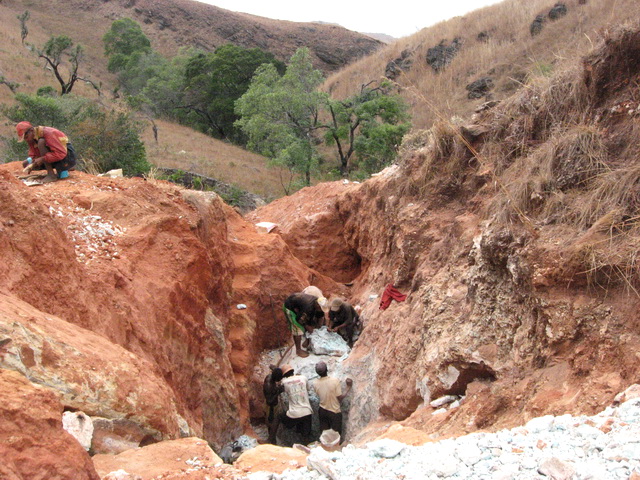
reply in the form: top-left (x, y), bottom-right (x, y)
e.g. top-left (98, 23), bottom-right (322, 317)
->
top-left (250, 24), bottom-right (640, 443)
top-left (0, 167), bottom-right (338, 464)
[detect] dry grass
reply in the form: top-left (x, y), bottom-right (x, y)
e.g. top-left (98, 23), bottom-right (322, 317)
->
top-left (389, 18), bottom-right (640, 292)
top-left (476, 22), bottom-right (640, 292)
top-left (324, 0), bottom-right (640, 132)
top-left (140, 119), bottom-right (287, 200)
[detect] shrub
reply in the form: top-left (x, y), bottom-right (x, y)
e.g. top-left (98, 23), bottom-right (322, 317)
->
top-left (2, 93), bottom-right (149, 176)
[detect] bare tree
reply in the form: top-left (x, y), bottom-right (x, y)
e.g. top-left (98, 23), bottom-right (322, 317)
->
top-left (17, 11), bottom-right (29, 45)
top-left (36, 35), bottom-right (100, 95)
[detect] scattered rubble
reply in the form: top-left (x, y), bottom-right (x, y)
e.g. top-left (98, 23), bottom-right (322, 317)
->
top-left (272, 397), bottom-right (640, 479)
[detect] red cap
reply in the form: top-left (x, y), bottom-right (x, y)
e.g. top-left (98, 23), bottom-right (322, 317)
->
top-left (16, 121), bottom-right (33, 142)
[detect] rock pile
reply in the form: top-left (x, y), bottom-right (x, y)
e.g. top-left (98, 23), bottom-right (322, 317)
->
top-left (385, 50), bottom-right (413, 80)
top-left (266, 397), bottom-right (640, 479)
top-left (426, 38), bottom-right (463, 72)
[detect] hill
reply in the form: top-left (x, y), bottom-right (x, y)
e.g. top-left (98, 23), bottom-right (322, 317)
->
top-left (0, 0), bottom-right (384, 199)
top-left (1, 0), bottom-right (382, 77)
top-left (0, 3), bottom-right (640, 477)
top-left (324, 0), bottom-right (640, 131)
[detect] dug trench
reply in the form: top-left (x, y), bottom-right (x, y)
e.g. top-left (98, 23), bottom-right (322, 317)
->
top-left (1, 23), bottom-right (640, 478)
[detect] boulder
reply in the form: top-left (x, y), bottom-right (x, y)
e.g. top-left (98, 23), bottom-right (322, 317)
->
top-left (0, 369), bottom-right (99, 480)
top-left (613, 384), bottom-right (640, 405)
top-left (234, 444), bottom-right (307, 474)
top-left (309, 326), bottom-right (351, 356)
top-left (93, 437), bottom-right (222, 480)
top-left (426, 38), bottom-right (463, 72)
top-left (0, 293), bottom-right (182, 443)
top-left (530, 14), bottom-right (546, 36)
top-left (466, 77), bottom-right (494, 99)
top-left (385, 50), bottom-right (413, 80)
top-left (538, 457), bottom-right (576, 480)
top-left (477, 31), bottom-right (490, 42)
top-left (91, 417), bottom-right (159, 455)
top-left (62, 411), bottom-right (94, 452)
top-left (549, 3), bottom-right (568, 20)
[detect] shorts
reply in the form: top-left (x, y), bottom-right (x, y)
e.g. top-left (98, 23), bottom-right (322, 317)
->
top-left (284, 306), bottom-right (304, 336)
top-left (280, 413), bottom-right (312, 437)
top-left (319, 407), bottom-right (342, 433)
top-left (33, 143), bottom-right (77, 174)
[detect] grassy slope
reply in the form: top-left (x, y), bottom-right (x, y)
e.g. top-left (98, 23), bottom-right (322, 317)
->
top-left (324, 0), bottom-right (640, 132)
top-left (0, 0), bottom-right (288, 199)
top-left (2, 0), bottom-right (638, 200)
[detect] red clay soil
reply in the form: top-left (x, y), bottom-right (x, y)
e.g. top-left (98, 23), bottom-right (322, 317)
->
top-left (0, 369), bottom-right (100, 480)
top-left (0, 162), bottom-right (339, 457)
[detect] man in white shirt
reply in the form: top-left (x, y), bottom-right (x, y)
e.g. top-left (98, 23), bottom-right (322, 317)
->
top-left (278, 364), bottom-right (313, 444)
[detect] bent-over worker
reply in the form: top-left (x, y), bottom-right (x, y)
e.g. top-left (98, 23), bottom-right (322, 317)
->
top-left (16, 121), bottom-right (77, 183)
top-left (283, 292), bottom-right (327, 357)
top-left (328, 298), bottom-right (359, 348)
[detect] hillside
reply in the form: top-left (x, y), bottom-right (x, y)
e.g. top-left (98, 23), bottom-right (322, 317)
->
top-left (324, 0), bottom-right (640, 132)
top-left (0, 0), bottom-right (383, 199)
top-left (1, 17), bottom-right (639, 478)
top-left (0, 0), bottom-right (382, 78)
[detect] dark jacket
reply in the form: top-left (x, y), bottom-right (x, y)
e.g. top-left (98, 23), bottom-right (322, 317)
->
top-left (284, 293), bottom-right (324, 327)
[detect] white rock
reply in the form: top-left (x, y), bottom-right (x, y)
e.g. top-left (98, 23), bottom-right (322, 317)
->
top-left (62, 411), bottom-right (93, 451)
top-left (526, 415), bottom-right (555, 433)
top-left (103, 470), bottom-right (141, 480)
top-left (430, 395), bottom-right (457, 408)
top-left (366, 439), bottom-right (405, 458)
top-left (456, 443), bottom-right (483, 466)
top-left (308, 327), bottom-right (350, 356)
top-left (255, 222), bottom-right (277, 233)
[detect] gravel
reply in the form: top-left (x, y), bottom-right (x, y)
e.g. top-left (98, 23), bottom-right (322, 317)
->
top-left (258, 397), bottom-right (640, 480)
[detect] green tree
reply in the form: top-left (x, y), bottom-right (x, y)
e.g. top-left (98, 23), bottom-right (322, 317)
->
top-left (103, 18), bottom-right (163, 97)
top-left (324, 80), bottom-right (410, 175)
top-left (235, 48), bottom-right (326, 192)
top-left (3, 94), bottom-right (149, 176)
top-left (115, 50), bottom-right (169, 96)
top-left (103, 18), bottom-right (152, 73)
top-left (181, 44), bottom-right (285, 142)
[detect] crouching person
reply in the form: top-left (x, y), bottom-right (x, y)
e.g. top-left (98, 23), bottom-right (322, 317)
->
top-left (17, 121), bottom-right (77, 183)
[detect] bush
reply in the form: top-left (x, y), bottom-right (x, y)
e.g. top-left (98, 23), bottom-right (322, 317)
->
top-left (2, 93), bottom-right (149, 176)
top-left (36, 86), bottom-right (57, 97)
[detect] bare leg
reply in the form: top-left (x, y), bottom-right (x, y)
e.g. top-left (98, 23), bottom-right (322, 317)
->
top-left (293, 335), bottom-right (309, 357)
top-left (42, 162), bottom-right (57, 183)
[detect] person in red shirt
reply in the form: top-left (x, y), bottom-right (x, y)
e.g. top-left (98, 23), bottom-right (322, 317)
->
top-left (16, 121), bottom-right (77, 183)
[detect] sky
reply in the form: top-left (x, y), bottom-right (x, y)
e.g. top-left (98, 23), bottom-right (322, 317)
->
top-left (196, 0), bottom-right (503, 39)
